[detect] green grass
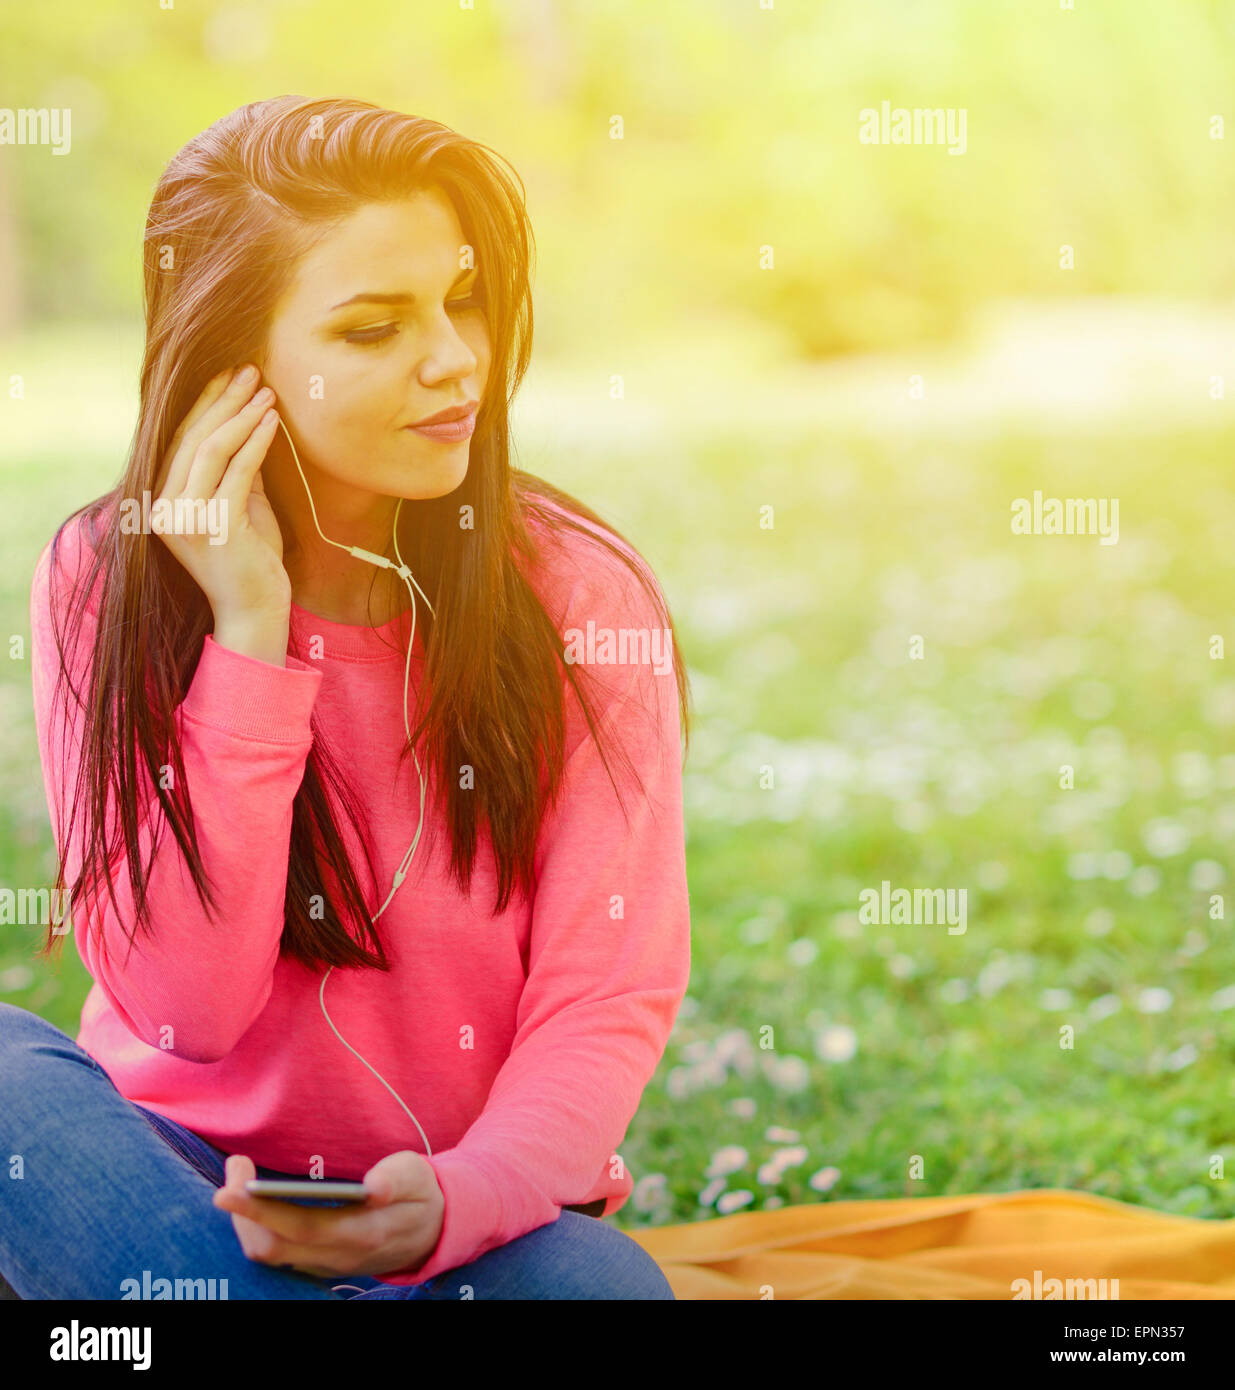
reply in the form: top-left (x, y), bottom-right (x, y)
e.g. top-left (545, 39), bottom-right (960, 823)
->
top-left (4, 325), bottom-right (1235, 1233)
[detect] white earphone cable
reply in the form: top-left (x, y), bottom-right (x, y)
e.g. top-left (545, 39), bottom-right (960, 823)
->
top-left (277, 415), bottom-right (435, 1158)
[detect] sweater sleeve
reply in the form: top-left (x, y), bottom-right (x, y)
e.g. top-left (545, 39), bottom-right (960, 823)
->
top-left (29, 526), bottom-right (323, 1063)
top-left (379, 544), bottom-right (691, 1286)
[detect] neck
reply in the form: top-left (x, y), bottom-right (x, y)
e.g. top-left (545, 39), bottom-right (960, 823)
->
top-left (263, 433), bottom-right (411, 627)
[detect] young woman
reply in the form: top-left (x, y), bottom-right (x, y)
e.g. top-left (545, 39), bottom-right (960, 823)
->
top-left (0, 95), bottom-right (691, 1300)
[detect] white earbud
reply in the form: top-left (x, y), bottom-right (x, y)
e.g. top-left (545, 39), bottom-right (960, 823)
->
top-left (277, 414), bottom-right (436, 1157)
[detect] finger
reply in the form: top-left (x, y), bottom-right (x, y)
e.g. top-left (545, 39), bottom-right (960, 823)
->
top-left (215, 1153), bottom-right (257, 1200)
top-left (154, 367), bottom-right (236, 498)
top-left (255, 1206), bottom-right (388, 1270)
top-left (213, 1184), bottom-right (357, 1246)
top-left (226, 1202), bottom-right (381, 1274)
top-left (166, 367), bottom-right (266, 497)
top-left (215, 407), bottom-right (280, 512)
top-left (166, 367), bottom-right (235, 464)
top-left (212, 1154), bottom-right (260, 1213)
top-left (182, 386), bottom-right (276, 500)
top-left (230, 1210), bottom-right (289, 1265)
top-left (362, 1150), bottom-right (428, 1207)
top-left (240, 1227), bottom-right (338, 1278)
top-left (177, 366), bottom-right (264, 459)
top-left (225, 1153), bottom-right (257, 1185)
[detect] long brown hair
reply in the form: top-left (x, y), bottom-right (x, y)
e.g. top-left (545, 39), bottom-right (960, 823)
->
top-left (37, 95), bottom-right (689, 973)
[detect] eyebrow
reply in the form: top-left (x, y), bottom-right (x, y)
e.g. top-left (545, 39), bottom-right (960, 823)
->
top-left (329, 266), bottom-right (476, 312)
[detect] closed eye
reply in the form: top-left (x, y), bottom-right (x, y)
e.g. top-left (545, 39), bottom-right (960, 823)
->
top-left (344, 323), bottom-right (399, 346)
top-left (342, 291), bottom-right (486, 347)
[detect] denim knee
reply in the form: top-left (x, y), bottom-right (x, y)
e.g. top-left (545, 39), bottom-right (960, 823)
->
top-left (425, 1211), bottom-right (676, 1301)
top-left (547, 1212), bottom-right (676, 1300)
top-left (0, 1001), bottom-right (63, 1056)
top-left (0, 1003), bottom-right (106, 1093)
top-left (609, 1230), bottom-right (676, 1301)
top-left (0, 1000), bottom-right (70, 1041)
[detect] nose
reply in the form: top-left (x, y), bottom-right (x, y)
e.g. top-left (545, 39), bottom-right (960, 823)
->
top-left (418, 307), bottom-right (480, 384)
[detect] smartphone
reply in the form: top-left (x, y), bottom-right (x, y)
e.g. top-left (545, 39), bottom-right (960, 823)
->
top-left (245, 1179), bottom-right (370, 1205)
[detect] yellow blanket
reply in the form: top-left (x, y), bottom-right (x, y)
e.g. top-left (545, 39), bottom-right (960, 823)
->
top-left (627, 1189), bottom-right (1235, 1299)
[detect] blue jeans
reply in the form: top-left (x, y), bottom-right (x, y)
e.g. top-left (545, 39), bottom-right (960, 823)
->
top-left (0, 1003), bottom-right (675, 1300)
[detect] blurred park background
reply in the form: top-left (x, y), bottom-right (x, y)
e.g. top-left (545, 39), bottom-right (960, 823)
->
top-left (2, 0), bottom-right (1235, 1227)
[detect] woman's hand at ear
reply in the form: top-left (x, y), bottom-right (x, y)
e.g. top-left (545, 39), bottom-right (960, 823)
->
top-left (153, 364), bottom-right (293, 663)
top-left (212, 1152), bottom-right (447, 1281)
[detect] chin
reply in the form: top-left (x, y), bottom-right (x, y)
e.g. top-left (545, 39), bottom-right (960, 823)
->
top-left (402, 457), bottom-right (470, 500)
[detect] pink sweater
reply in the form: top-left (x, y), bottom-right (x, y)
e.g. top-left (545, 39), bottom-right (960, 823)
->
top-left (29, 501), bottom-right (690, 1286)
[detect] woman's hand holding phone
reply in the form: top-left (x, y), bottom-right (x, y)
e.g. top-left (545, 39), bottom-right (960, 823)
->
top-left (152, 364), bottom-right (292, 666)
top-left (213, 1151), bottom-right (447, 1282)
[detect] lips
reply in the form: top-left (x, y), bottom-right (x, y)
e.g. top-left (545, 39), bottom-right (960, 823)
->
top-left (406, 403), bottom-right (478, 442)
top-left (410, 401), bottom-right (478, 427)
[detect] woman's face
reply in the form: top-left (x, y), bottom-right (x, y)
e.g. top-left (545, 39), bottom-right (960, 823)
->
top-left (257, 189), bottom-right (491, 508)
